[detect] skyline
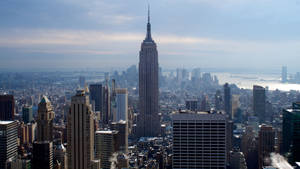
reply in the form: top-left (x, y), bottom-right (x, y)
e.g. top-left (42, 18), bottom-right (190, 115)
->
top-left (1, 0), bottom-right (300, 72)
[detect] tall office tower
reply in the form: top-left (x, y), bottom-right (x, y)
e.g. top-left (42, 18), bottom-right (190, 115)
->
top-left (102, 82), bottom-right (111, 125)
top-left (115, 88), bottom-right (128, 122)
top-left (258, 125), bottom-right (275, 168)
top-left (89, 84), bottom-right (103, 112)
top-left (229, 149), bottom-right (247, 169)
top-left (224, 83), bottom-right (232, 119)
top-left (282, 102), bottom-right (300, 164)
top-left (253, 85), bottom-right (266, 123)
top-left (22, 105), bottom-right (33, 123)
top-left (111, 121), bottom-right (128, 153)
top-left (32, 141), bottom-right (53, 169)
top-left (0, 95), bottom-right (15, 121)
top-left (54, 144), bottom-right (67, 169)
top-left (37, 96), bottom-right (55, 142)
top-left (79, 76), bottom-right (85, 88)
top-left (172, 111), bottom-right (227, 169)
top-left (67, 90), bottom-right (95, 169)
top-left (95, 130), bottom-right (118, 169)
top-left (215, 90), bottom-right (223, 111)
top-left (137, 7), bottom-right (160, 137)
top-left (282, 66), bottom-right (287, 83)
top-left (0, 121), bottom-right (17, 169)
top-left (110, 80), bottom-right (117, 122)
top-left (191, 68), bottom-right (201, 80)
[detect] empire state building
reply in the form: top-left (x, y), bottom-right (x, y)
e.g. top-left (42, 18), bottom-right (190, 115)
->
top-left (137, 7), bottom-right (160, 137)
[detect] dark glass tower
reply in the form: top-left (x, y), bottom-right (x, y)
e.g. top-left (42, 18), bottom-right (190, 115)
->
top-left (137, 7), bottom-right (160, 137)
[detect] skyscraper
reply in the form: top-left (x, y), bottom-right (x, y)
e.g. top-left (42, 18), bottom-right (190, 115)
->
top-left (115, 88), bottom-right (128, 122)
top-left (282, 66), bottom-right (287, 83)
top-left (89, 84), bottom-right (103, 112)
top-left (95, 130), bottom-right (118, 169)
top-left (137, 6), bottom-right (160, 137)
top-left (67, 90), bottom-right (95, 169)
top-left (172, 110), bottom-right (227, 169)
top-left (103, 82), bottom-right (111, 125)
top-left (37, 96), bottom-right (55, 142)
top-left (253, 85), bottom-right (266, 123)
top-left (111, 121), bottom-right (128, 153)
top-left (22, 105), bottom-right (33, 124)
top-left (0, 95), bottom-right (15, 121)
top-left (282, 102), bottom-right (300, 164)
top-left (258, 124), bottom-right (275, 168)
top-left (32, 141), bottom-right (53, 169)
top-left (0, 121), bottom-right (17, 169)
top-left (224, 83), bottom-right (232, 119)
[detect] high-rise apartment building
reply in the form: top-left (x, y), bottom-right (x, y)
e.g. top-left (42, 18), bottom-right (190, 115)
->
top-left (282, 102), bottom-right (300, 164)
top-left (253, 85), bottom-right (266, 123)
top-left (67, 90), bottom-right (95, 169)
top-left (172, 111), bottom-right (227, 169)
top-left (258, 124), bottom-right (275, 168)
top-left (0, 95), bottom-right (15, 121)
top-left (224, 83), bottom-right (232, 119)
top-left (37, 96), bottom-right (55, 142)
top-left (137, 7), bottom-right (160, 137)
top-left (115, 88), bottom-right (128, 122)
top-left (0, 121), bottom-right (18, 169)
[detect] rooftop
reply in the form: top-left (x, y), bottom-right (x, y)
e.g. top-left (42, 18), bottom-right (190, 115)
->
top-left (0, 121), bottom-right (14, 125)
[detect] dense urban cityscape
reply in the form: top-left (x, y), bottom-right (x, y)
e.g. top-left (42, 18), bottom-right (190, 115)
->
top-left (1, 1), bottom-right (300, 169)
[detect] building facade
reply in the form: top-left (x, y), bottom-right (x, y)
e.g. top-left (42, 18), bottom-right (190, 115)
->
top-left (0, 95), bottom-right (15, 121)
top-left (115, 88), bottom-right (128, 122)
top-left (137, 7), bottom-right (160, 137)
top-left (253, 85), bottom-right (266, 123)
top-left (36, 96), bottom-right (55, 142)
top-left (67, 90), bottom-right (95, 169)
top-left (0, 121), bottom-right (18, 169)
top-left (172, 111), bottom-right (227, 169)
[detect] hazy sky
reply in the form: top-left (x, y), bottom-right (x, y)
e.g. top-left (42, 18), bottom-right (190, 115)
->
top-left (1, 0), bottom-right (300, 72)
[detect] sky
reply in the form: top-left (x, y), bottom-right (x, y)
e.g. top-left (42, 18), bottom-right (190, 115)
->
top-left (1, 0), bottom-right (300, 72)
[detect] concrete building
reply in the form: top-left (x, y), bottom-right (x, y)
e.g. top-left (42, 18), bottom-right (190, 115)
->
top-left (172, 110), bottom-right (227, 168)
top-left (0, 95), bottom-right (15, 121)
top-left (0, 121), bottom-right (18, 169)
top-left (253, 85), bottom-right (266, 123)
top-left (95, 130), bottom-right (118, 169)
top-left (137, 7), bottom-right (160, 137)
top-left (36, 96), bottom-right (55, 142)
top-left (67, 90), bottom-right (95, 169)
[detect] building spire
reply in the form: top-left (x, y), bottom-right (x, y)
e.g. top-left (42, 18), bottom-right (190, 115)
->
top-left (148, 4), bottom-right (150, 23)
top-left (145, 4), bottom-right (152, 42)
